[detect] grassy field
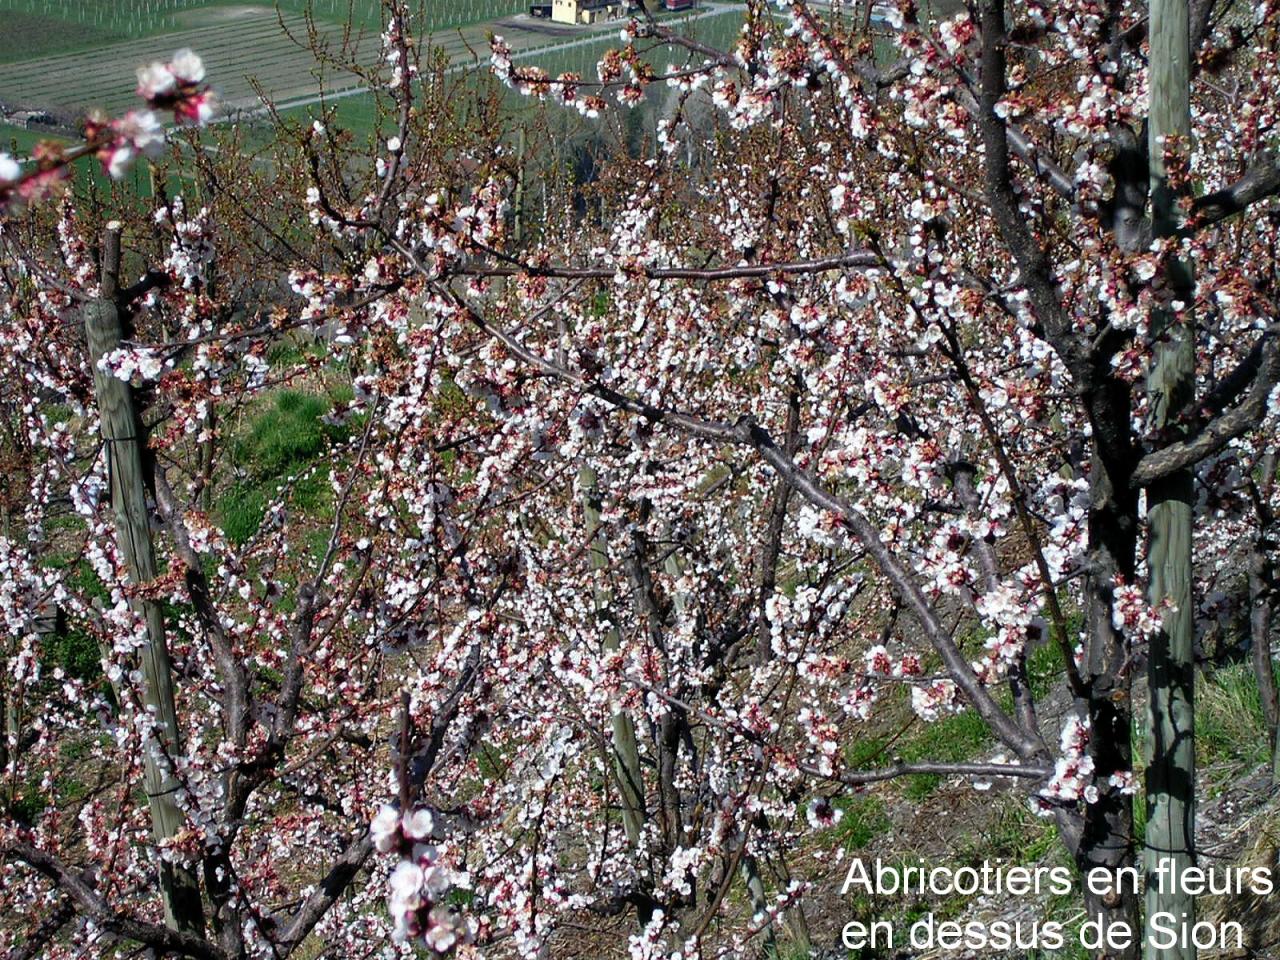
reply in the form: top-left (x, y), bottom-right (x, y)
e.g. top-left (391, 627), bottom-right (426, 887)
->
top-left (2, 122), bottom-right (201, 202)
top-left (1, 2), bottom-right (748, 197)
top-left (529, 9), bottom-right (744, 78)
top-left (0, 10), bottom-right (126, 62)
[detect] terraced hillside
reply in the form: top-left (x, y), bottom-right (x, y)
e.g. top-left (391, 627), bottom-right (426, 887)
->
top-left (0, 2), bottom-right (705, 126)
top-left (0, 8), bottom-right (369, 117)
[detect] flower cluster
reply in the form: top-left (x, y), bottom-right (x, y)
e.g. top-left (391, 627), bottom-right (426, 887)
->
top-left (910, 679), bottom-right (961, 722)
top-left (97, 346), bottom-right (167, 384)
top-left (160, 197), bottom-right (216, 289)
top-left (1110, 576), bottom-right (1169, 640)
top-left (136, 48), bottom-right (216, 124)
top-left (82, 50), bottom-right (215, 181)
top-left (805, 795), bottom-right (844, 830)
top-left (1038, 715), bottom-right (1095, 810)
top-left (371, 804), bottom-right (474, 952)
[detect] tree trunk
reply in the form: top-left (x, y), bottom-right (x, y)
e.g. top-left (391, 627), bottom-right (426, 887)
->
top-left (1072, 434), bottom-right (1142, 959)
top-left (1076, 696), bottom-right (1141, 960)
top-left (84, 241), bottom-right (206, 939)
top-left (1249, 538), bottom-right (1278, 780)
top-left (1144, 2), bottom-right (1197, 955)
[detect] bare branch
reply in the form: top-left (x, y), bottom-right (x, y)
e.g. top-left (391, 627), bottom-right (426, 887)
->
top-left (818, 760), bottom-right (1050, 787)
top-left (7, 898), bottom-right (75, 960)
top-left (454, 250), bottom-right (881, 282)
top-left (272, 832), bottom-right (374, 955)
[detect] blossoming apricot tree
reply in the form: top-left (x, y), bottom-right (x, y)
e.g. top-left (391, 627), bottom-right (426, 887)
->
top-left (1, 1), bottom-right (1278, 958)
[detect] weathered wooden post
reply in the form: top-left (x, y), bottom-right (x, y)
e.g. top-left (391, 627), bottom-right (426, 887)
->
top-left (2, 491), bottom-right (12, 800)
top-left (580, 466), bottom-right (647, 848)
top-left (85, 225), bottom-right (205, 937)
top-left (1144, 2), bottom-right (1196, 956)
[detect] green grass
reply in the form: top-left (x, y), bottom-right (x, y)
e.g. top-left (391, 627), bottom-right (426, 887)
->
top-left (0, 0), bottom-right (584, 131)
top-left (2, 123), bottom-right (178, 198)
top-left (218, 388), bottom-right (344, 544)
top-left (6, 779), bottom-right (47, 824)
top-left (846, 734), bottom-right (892, 770)
top-left (764, 942), bottom-right (815, 960)
top-left (1125, 658), bottom-right (1277, 838)
top-left (1197, 660), bottom-right (1275, 781)
top-left (887, 628), bottom-right (1070, 802)
top-left (2, 124), bottom-right (62, 154)
top-left (0, 0), bottom-right (527, 57)
top-left (31, 560), bottom-right (107, 683)
top-left (833, 794), bottom-right (892, 850)
top-left (0, 1), bottom-right (380, 44)
top-left (220, 484), bottom-right (270, 545)
top-left (237, 389), bottom-right (333, 475)
top-left (1027, 638), bottom-right (1067, 699)
top-left (956, 796), bottom-right (1058, 866)
top-left (41, 626), bottom-right (102, 682)
top-left (899, 709), bottom-right (992, 800)
top-left (1132, 780), bottom-right (1147, 847)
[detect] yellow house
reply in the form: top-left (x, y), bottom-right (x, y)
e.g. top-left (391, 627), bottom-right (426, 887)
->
top-left (551, 0), bottom-right (626, 24)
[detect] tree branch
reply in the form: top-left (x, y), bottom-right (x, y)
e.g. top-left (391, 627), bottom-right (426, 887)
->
top-left (272, 832), bottom-right (374, 955)
top-left (974, 0), bottom-right (1084, 374)
top-left (7, 898), bottom-right (75, 960)
top-left (1131, 327), bottom-right (1279, 486)
top-left (814, 760), bottom-right (1050, 787)
top-left (1192, 153), bottom-right (1280, 228)
top-left (449, 293), bottom-right (1047, 763)
top-left (2, 840), bottom-right (226, 960)
top-left (453, 250), bottom-right (881, 281)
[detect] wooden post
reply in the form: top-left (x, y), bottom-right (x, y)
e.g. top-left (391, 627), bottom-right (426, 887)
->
top-left (580, 466), bottom-right (647, 848)
top-left (1144, 3), bottom-right (1196, 957)
top-left (85, 226), bottom-right (205, 938)
top-left (514, 128), bottom-right (527, 245)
